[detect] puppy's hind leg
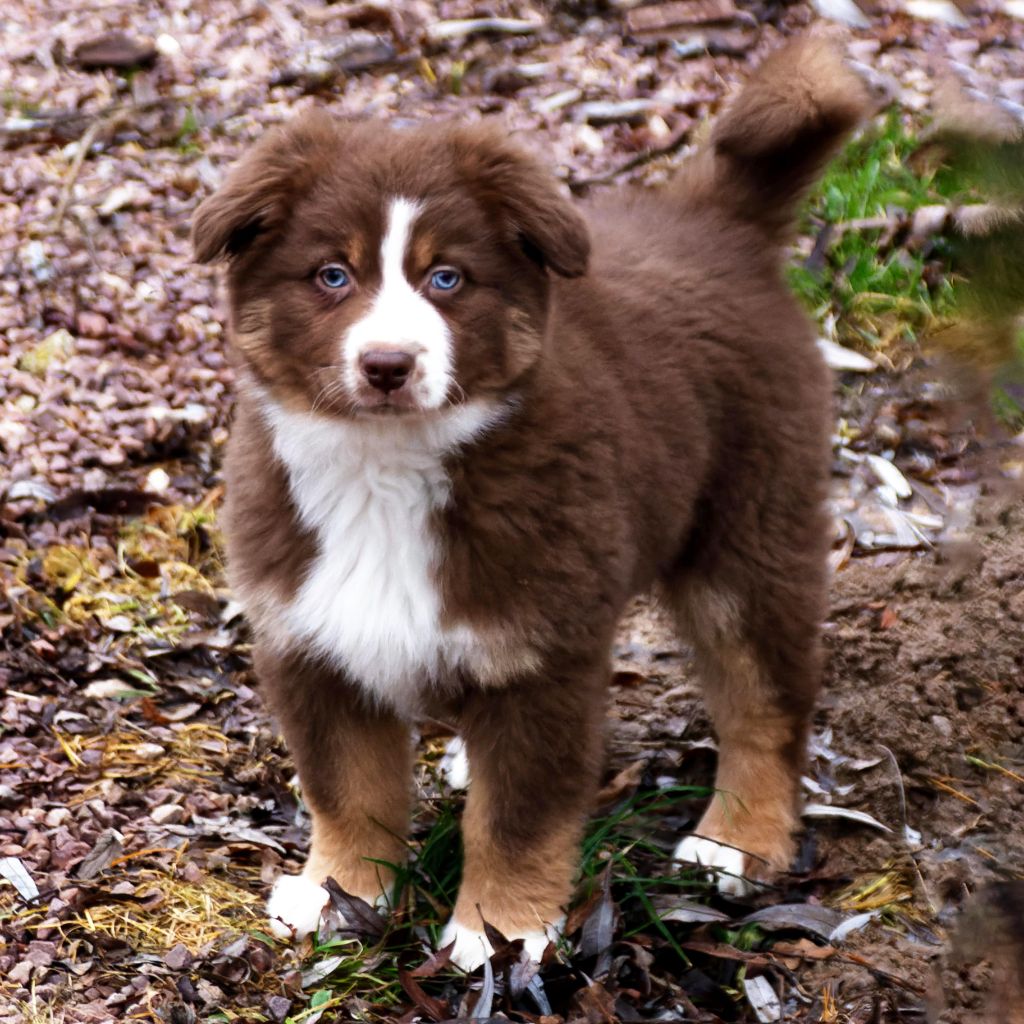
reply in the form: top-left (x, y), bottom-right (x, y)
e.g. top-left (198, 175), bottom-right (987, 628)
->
top-left (668, 567), bottom-right (825, 896)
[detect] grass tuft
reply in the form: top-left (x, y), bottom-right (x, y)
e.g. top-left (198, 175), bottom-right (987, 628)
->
top-left (789, 109), bottom-right (961, 352)
top-left (66, 867), bottom-right (263, 952)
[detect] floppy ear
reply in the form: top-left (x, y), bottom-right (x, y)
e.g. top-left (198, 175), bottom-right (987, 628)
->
top-left (454, 127), bottom-right (590, 278)
top-left (192, 110), bottom-right (339, 264)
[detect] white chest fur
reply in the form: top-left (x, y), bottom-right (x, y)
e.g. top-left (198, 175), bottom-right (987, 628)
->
top-left (259, 400), bottom-right (505, 713)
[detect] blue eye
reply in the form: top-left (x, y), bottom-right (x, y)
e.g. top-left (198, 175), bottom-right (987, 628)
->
top-left (430, 268), bottom-right (461, 292)
top-left (318, 264), bottom-right (350, 289)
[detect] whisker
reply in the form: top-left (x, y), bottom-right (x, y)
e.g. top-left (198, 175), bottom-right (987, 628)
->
top-left (309, 364), bottom-right (355, 416)
top-left (311, 378), bottom-right (346, 415)
top-left (312, 363), bottom-right (349, 379)
top-left (448, 379), bottom-right (468, 406)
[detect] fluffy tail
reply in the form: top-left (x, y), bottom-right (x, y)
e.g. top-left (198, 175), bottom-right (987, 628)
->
top-left (673, 36), bottom-right (875, 240)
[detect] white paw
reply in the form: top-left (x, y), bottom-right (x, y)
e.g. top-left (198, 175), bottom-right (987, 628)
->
top-left (673, 836), bottom-right (756, 897)
top-left (438, 736), bottom-right (470, 790)
top-left (266, 874), bottom-right (330, 940)
top-left (440, 918), bottom-right (558, 971)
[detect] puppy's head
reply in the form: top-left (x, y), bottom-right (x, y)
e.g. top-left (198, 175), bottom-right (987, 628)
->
top-left (193, 112), bottom-right (589, 417)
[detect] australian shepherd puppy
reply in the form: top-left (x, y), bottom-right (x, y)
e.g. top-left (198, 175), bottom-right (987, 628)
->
top-left (193, 38), bottom-right (870, 970)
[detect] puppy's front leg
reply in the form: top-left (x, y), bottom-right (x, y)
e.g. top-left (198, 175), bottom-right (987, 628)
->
top-left (258, 647), bottom-right (414, 940)
top-left (443, 664), bottom-right (605, 970)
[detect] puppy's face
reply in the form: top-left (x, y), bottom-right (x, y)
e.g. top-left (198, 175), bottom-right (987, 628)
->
top-left (193, 115), bottom-right (590, 418)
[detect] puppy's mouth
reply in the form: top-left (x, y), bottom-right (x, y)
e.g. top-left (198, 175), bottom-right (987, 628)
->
top-left (351, 389), bottom-right (427, 415)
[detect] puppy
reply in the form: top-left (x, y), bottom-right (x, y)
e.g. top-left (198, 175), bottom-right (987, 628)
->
top-left (193, 38), bottom-right (870, 970)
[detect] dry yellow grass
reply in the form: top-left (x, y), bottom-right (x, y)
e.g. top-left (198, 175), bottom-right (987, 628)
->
top-left (67, 867), bottom-right (263, 954)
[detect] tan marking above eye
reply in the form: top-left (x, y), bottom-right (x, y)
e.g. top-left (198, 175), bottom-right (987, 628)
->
top-left (347, 234), bottom-right (366, 269)
top-left (411, 232), bottom-right (439, 271)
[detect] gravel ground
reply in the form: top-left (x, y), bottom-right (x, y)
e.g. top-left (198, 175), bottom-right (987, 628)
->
top-left (2, 2), bottom-right (1023, 1021)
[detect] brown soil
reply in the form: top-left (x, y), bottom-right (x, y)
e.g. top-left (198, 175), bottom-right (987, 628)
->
top-left (610, 492), bottom-right (1024, 1021)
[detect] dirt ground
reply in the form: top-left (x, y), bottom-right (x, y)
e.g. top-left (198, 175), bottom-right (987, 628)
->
top-left (610, 483), bottom-right (1024, 1021)
top-left (2, 1), bottom-right (1024, 1021)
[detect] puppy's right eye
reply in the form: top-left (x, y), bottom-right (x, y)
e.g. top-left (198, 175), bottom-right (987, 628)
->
top-left (317, 264), bottom-right (351, 292)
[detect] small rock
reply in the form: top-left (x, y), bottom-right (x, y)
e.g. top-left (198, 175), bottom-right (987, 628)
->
top-left (155, 33), bottom-right (181, 56)
top-left (20, 240), bottom-right (53, 284)
top-left (931, 714), bottom-right (953, 738)
top-left (73, 32), bottom-right (157, 70)
top-left (75, 311), bottom-right (110, 339)
top-left (810, 0), bottom-right (870, 27)
top-left (51, 839), bottom-right (91, 870)
top-left (135, 742), bottom-right (165, 761)
top-left (8, 959), bottom-right (34, 984)
top-left (26, 941), bottom-right (56, 969)
top-left (104, 989), bottom-right (130, 1008)
top-left (151, 804), bottom-right (186, 825)
top-left (145, 467), bottom-right (171, 493)
top-left (17, 329), bottom-right (73, 376)
top-left (95, 779), bottom-right (125, 804)
top-left (195, 979), bottom-right (225, 1007)
top-left (4, 479), bottom-right (56, 504)
top-left (44, 807), bottom-right (71, 828)
top-left (98, 182), bottom-right (151, 218)
top-left (575, 123), bottom-right (604, 155)
top-left (165, 943), bottom-right (192, 971)
top-left (181, 861), bottom-right (204, 884)
top-left (99, 614), bottom-right (133, 633)
top-left (266, 995), bottom-right (291, 1022)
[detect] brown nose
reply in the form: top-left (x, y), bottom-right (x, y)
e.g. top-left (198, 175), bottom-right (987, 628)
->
top-left (360, 350), bottom-right (415, 393)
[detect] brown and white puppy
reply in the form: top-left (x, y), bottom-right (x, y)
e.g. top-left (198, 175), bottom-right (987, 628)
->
top-left (193, 38), bottom-right (870, 970)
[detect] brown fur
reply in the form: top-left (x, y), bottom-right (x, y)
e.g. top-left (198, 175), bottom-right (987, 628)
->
top-left (256, 647), bottom-right (414, 904)
top-left (195, 38), bottom-right (871, 947)
top-left (674, 35), bottom-right (873, 241)
top-left (453, 662), bottom-right (606, 936)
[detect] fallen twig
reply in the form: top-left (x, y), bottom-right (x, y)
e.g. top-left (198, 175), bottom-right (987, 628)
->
top-left (425, 17), bottom-right (543, 44)
top-left (1, 94), bottom-right (180, 141)
top-left (52, 118), bottom-right (108, 231)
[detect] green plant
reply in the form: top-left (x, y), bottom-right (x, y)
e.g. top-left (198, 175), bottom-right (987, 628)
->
top-left (788, 109), bottom-right (961, 349)
top-left (579, 783), bottom-right (711, 961)
top-left (176, 105), bottom-right (201, 153)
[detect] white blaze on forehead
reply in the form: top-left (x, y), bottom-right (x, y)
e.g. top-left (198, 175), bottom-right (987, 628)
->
top-left (381, 196), bottom-right (420, 282)
top-left (343, 196), bottom-right (453, 409)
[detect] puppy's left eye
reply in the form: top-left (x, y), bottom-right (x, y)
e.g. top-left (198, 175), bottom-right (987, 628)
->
top-left (317, 264), bottom-right (351, 290)
top-left (428, 267), bottom-right (462, 293)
